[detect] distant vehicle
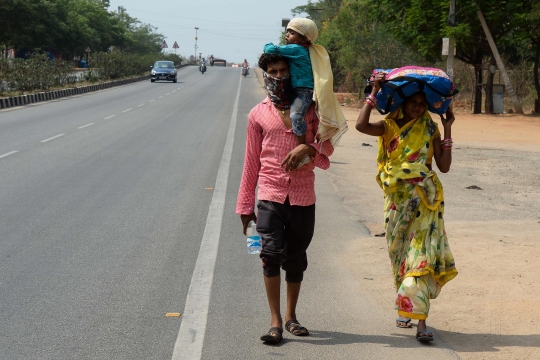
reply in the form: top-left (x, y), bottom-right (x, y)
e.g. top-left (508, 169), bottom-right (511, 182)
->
top-left (213, 59), bottom-right (226, 67)
top-left (150, 61), bottom-right (177, 83)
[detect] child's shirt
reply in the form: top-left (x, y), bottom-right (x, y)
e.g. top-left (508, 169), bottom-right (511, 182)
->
top-left (263, 43), bottom-right (314, 89)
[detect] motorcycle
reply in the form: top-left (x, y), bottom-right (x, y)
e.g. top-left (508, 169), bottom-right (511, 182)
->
top-left (241, 66), bottom-right (249, 77)
top-left (199, 63), bottom-right (207, 74)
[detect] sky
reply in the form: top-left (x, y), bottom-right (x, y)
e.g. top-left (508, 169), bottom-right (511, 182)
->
top-left (107, 0), bottom-right (309, 66)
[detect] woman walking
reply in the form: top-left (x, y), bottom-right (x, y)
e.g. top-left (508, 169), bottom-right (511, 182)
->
top-left (355, 72), bottom-right (458, 342)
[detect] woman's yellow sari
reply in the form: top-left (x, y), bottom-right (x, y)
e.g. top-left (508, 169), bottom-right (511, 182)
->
top-left (377, 109), bottom-right (457, 320)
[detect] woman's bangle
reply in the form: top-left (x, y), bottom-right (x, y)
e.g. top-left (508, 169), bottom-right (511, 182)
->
top-left (364, 99), bottom-right (375, 108)
top-left (367, 94), bottom-right (378, 105)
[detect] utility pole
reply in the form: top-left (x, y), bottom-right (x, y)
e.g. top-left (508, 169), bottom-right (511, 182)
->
top-left (477, 9), bottom-right (523, 114)
top-left (447, 0), bottom-right (456, 83)
top-left (194, 27), bottom-right (199, 64)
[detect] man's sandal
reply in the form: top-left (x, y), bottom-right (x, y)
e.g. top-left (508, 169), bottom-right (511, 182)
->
top-left (416, 329), bottom-right (434, 342)
top-left (260, 327), bottom-right (283, 343)
top-left (285, 319), bottom-right (310, 336)
top-left (396, 317), bottom-right (413, 328)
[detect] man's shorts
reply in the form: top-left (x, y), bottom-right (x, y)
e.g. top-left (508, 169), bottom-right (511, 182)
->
top-left (256, 198), bottom-right (315, 283)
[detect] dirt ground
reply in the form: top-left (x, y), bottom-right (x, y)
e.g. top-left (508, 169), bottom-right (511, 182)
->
top-left (253, 69), bottom-right (540, 357)
top-left (332, 100), bottom-right (540, 359)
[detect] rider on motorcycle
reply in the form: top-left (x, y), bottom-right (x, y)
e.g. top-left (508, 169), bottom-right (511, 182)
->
top-left (200, 58), bottom-right (207, 73)
top-left (241, 59), bottom-right (249, 75)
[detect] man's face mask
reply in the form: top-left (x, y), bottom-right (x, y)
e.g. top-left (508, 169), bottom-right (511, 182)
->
top-left (263, 71), bottom-right (294, 111)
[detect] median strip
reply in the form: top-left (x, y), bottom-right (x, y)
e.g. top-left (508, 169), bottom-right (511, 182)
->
top-left (40, 134), bottom-right (65, 143)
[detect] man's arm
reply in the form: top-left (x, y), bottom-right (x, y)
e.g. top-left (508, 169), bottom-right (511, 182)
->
top-left (308, 109), bottom-right (334, 170)
top-left (280, 107), bottom-right (335, 171)
top-left (236, 112), bottom-right (263, 232)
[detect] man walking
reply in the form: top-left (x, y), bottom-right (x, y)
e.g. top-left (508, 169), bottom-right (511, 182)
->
top-left (236, 53), bottom-right (335, 343)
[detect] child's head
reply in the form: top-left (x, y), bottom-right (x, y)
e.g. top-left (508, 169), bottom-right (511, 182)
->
top-left (286, 28), bottom-right (309, 45)
top-left (286, 18), bottom-right (319, 45)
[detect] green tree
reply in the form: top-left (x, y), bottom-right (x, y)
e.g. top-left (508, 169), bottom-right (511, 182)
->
top-left (371, 0), bottom-right (534, 113)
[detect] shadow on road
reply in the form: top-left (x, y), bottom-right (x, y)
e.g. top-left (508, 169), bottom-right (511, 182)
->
top-left (275, 329), bottom-right (540, 354)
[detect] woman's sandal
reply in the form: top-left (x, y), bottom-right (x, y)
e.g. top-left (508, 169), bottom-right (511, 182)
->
top-left (416, 329), bottom-right (434, 342)
top-left (285, 319), bottom-right (310, 336)
top-left (396, 317), bottom-right (413, 328)
top-left (260, 327), bottom-right (283, 343)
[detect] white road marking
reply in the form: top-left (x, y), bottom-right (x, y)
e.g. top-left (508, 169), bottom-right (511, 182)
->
top-left (0, 151), bottom-right (18, 159)
top-left (172, 90), bottom-right (176, 93)
top-left (122, 108), bottom-right (132, 113)
top-left (40, 134), bottom-right (65, 143)
top-left (166, 93), bottom-right (170, 96)
top-left (158, 96), bottom-right (163, 98)
top-left (171, 74), bottom-right (242, 360)
top-left (149, 99), bottom-right (155, 102)
top-left (104, 115), bottom-right (115, 120)
top-left (78, 123), bottom-right (94, 129)
top-left (137, 104), bottom-right (145, 107)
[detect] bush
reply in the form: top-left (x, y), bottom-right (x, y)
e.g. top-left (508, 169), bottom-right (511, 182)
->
top-left (0, 51), bottom-right (77, 95)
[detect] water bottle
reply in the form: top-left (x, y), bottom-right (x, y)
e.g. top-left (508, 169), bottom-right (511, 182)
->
top-left (246, 221), bottom-right (262, 254)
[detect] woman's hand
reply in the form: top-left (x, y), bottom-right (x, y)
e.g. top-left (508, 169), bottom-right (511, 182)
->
top-left (439, 109), bottom-right (455, 129)
top-left (372, 72), bottom-right (387, 94)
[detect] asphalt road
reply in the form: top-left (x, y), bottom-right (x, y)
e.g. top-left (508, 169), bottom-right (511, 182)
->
top-left (0, 66), bottom-right (460, 359)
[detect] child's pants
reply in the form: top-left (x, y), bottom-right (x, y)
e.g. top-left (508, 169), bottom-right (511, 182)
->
top-left (290, 87), bottom-right (314, 137)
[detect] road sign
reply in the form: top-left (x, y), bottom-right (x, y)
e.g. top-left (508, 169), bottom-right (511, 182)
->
top-left (85, 47), bottom-right (91, 53)
top-left (160, 41), bottom-right (168, 49)
top-left (173, 41), bottom-right (179, 49)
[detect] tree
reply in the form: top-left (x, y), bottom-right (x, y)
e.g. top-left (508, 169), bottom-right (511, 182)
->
top-left (316, 1), bottom-right (427, 92)
top-left (371, 0), bottom-right (533, 113)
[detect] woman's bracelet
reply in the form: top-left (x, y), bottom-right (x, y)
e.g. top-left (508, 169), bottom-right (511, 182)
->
top-left (441, 137), bottom-right (453, 149)
top-left (364, 99), bottom-right (375, 108)
top-left (366, 94), bottom-right (378, 105)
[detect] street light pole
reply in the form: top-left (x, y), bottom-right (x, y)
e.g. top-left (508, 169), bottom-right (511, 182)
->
top-left (194, 27), bottom-right (199, 64)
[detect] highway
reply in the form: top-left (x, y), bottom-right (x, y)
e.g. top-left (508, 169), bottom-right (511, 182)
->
top-left (0, 66), bottom-right (459, 359)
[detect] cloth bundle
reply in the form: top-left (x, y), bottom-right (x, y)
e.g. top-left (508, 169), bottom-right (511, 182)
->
top-left (370, 66), bottom-right (458, 115)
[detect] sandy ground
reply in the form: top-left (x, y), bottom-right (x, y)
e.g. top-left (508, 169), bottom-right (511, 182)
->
top-left (333, 104), bottom-right (540, 359)
top-left (254, 69), bottom-right (540, 358)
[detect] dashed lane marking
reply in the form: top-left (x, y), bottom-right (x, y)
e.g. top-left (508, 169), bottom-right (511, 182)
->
top-left (0, 151), bottom-right (18, 159)
top-left (40, 134), bottom-right (65, 143)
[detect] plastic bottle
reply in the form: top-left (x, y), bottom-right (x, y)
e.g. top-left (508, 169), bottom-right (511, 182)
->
top-left (246, 220), bottom-right (262, 254)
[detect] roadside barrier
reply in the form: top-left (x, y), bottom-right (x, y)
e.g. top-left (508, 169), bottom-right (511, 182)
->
top-left (0, 75), bottom-right (150, 109)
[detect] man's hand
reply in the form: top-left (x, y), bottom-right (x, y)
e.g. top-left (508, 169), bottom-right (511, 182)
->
top-left (240, 213), bottom-right (257, 235)
top-left (281, 144), bottom-right (316, 171)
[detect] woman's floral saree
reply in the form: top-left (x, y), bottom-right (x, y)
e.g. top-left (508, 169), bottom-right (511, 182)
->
top-left (377, 109), bottom-right (458, 320)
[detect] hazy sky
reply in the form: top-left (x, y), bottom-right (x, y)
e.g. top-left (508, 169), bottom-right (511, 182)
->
top-left (107, 0), bottom-right (309, 65)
